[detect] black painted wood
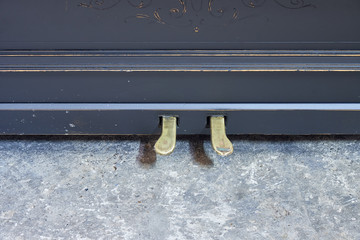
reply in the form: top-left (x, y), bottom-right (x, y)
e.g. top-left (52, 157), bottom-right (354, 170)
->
top-left (1, 1), bottom-right (360, 135)
top-left (1, 0), bottom-right (360, 50)
top-left (2, 50), bottom-right (360, 71)
top-left (1, 103), bottom-right (360, 135)
top-left (1, 70), bottom-right (360, 103)
top-left (1, 51), bottom-right (360, 104)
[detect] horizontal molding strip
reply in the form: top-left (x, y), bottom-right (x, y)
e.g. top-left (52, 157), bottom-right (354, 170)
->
top-left (1, 50), bottom-right (360, 72)
top-left (1, 103), bottom-right (360, 111)
top-left (2, 50), bottom-right (360, 57)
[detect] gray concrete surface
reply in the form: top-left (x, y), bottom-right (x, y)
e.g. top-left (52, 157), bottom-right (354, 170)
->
top-left (0, 135), bottom-right (359, 240)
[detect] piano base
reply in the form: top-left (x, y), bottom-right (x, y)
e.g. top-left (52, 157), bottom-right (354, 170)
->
top-left (1, 103), bottom-right (360, 135)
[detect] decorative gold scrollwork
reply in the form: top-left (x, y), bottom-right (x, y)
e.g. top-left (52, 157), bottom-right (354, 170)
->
top-left (241, 0), bottom-right (266, 8)
top-left (274, 0), bottom-right (315, 9)
top-left (128, 0), bottom-right (152, 9)
top-left (169, 0), bottom-right (187, 18)
top-left (208, 0), bottom-right (225, 17)
top-left (78, 0), bottom-right (121, 10)
top-left (79, 0), bottom-right (315, 31)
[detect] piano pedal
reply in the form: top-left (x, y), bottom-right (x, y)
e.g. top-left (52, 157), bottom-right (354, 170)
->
top-left (210, 116), bottom-right (233, 156)
top-left (154, 115), bottom-right (233, 156)
top-left (154, 116), bottom-right (177, 155)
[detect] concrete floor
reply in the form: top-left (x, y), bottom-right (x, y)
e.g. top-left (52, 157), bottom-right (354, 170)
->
top-left (0, 135), bottom-right (359, 240)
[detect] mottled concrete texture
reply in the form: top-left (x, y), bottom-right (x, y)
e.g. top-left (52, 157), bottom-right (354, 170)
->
top-left (0, 135), bottom-right (359, 240)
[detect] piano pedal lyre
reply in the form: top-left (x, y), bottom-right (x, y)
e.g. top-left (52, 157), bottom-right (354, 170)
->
top-left (154, 116), bottom-right (177, 155)
top-left (210, 116), bottom-right (233, 156)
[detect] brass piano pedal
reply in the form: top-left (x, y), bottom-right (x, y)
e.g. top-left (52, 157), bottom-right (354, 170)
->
top-left (210, 116), bottom-right (233, 156)
top-left (154, 116), bottom-right (177, 155)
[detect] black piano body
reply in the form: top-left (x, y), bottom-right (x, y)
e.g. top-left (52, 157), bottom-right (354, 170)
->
top-left (1, 0), bottom-right (360, 135)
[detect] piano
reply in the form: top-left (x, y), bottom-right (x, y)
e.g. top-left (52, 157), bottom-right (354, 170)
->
top-left (1, 0), bottom-right (360, 155)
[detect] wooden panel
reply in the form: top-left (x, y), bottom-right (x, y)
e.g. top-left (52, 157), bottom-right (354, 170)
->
top-left (1, 0), bottom-right (360, 49)
top-left (1, 103), bottom-right (360, 135)
top-left (1, 70), bottom-right (360, 103)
